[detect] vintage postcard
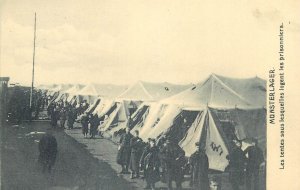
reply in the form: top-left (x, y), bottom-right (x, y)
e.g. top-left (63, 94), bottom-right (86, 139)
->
top-left (0, 0), bottom-right (299, 190)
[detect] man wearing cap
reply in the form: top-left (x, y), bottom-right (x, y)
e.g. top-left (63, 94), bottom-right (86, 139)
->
top-left (226, 140), bottom-right (247, 190)
top-left (89, 113), bottom-right (100, 139)
top-left (67, 107), bottom-right (76, 129)
top-left (160, 137), bottom-right (185, 190)
top-left (117, 127), bottom-right (133, 174)
top-left (50, 107), bottom-right (60, 129)
top-left (244, 138), bottom-right (264, 190)
top-left (189, 142), bottom-right (209, 190)
top-left (139, 138), bottom-right (152, 177)
top-left (59, 107), bottom-right (67, 129)
top-left (129, 130), bottom-right (144, 178)
top-left (140, 138), bottom-right (160, 190)
top-left (80, 112), bottom-right (89, 138)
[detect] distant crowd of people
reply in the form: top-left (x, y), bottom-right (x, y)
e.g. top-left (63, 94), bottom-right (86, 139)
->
top-left (116, 128), bottom-right (264, 190)
top-left (47, 97), bottom-right (110, 140)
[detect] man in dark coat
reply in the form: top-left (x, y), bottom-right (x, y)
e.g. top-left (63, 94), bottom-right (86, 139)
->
top-left (50, 107), bottom-right (60, 129)
top-left (38, 130), bottom-right (58, 173)
top-left (89, 114), bottom-right (100, 139)
top-left (34, 96), bottom-right (42, 119)
top-left (156, 135), bottom-right (167, 182)
top-left (189, 142), bottom-right (209, 190)
top-left (244, 138), bottom-right (264, 190)
top-left (47, 102), bottom-right (54, 117)
top-left (117, 127), bottom-right (133, 174)
top-left (59, 108), bottom-right (67, 129)
top-left (139, 138), bottom-right (151, 172)
top-left (67, 108), bottom-right (76, 129)
top-left (140, 138), bottom-right (160, 190)
top-left (226, 140), bottom-right (247, 190)
top-left (76, 103), bottom-right (83, 116)
top-left (160, 137), bottom-right (185, 190)
top-left (80, 112), bottom-right (89, 138)
top-left (129, 130), bottom-right (144, 178)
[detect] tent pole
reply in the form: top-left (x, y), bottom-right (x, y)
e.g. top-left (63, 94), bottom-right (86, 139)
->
top-left (30, 12), bottom-right (37, 109)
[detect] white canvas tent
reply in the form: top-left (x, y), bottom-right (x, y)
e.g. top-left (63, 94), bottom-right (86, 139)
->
top-left (72, 84), bottom-right (128, 120)
top-left (75, 83), bottom-right (127, 105)
top-left (177, 108), bottom-right (230, 171)
top-left (130, 74), bottom-right (266, 171)
top-left (117, 81), bottom-right (192, 101)
top-left (44, 84), bottom-right (58, 96)
top-left (47, 84), bottom-right (72, 94)
top-left (36, 84), bottom-right (55, 95)
top-left (101, 81), bottom-right (191, 136)
top-left (36, 84), bottom-right (52, 91)
top-left (161, 74), bottom-right (263, 108)
top-left (176, 107), bottom-right (266, 171)
top-left (97, 99), bottom-right (143, 136)
top-left (53, 84), bottom-right (75, 103)
top-left (65, 84), bottom-right (85, 104)
top-left (46, 84), bottom-right (73, 103)
top-left (92, 99), bottom-right (116, 116)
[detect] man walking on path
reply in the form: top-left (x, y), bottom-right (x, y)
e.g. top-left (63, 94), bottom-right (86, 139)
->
top-left (129, 130), bottom-right (144, 179)
top-left (67, 107), bottom-right (76, 129)
top-left (89, 114), bottom-right (100, 139)
top-left (50, 107), bottom-right (60, 129)
top-left (59, 107), bottom-right (67, 129)
top-left (117, 127), bottom-right (133, 174)
top-left (80, 112), bottom-right (89, 138)
top-left (38, 130), bottom-right (58, 173)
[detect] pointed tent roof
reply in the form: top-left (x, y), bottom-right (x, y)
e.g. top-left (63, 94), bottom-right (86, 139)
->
top-left (49, 84), bottom-right (73, 93)
top-left (214, 74), bottom-right (266, 107)
top-left (162, 74), bottom-right (265, 109)
top-left (42, 84), bottom-right (58, 91)
top-left (117, 81), bottom-right (191, 101)
top-left (179, 108), bottom-right (230, 171)
top-left (77, 83), bottom-right (127, 98)
top-left (36, 84), bottom-right (52, 90)
top-left (64, 84), bottom-right (85, 94)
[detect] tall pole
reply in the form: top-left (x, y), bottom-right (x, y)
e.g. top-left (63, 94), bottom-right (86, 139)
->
top-left (30, 12), bottom-right (36, 109)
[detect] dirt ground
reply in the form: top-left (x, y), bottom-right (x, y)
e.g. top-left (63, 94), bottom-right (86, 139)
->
top-left (0, 121), bottom-right (133, 190)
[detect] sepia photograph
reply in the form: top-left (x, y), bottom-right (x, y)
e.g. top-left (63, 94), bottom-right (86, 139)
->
top-left (0, 0), bottom-right (299, 190)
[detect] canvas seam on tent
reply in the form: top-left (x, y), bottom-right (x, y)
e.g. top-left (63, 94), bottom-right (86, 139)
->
top-left (212, 74), bottom-right (250, 106)
top-left (138, 81), bottom-right (154, 100)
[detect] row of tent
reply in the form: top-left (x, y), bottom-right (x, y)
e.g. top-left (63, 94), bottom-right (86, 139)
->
top-left (37, 74), bottom-right (266, 172)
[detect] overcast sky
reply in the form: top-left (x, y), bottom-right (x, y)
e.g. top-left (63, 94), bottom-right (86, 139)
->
top-left (0, 0), bottom-right (299, 85)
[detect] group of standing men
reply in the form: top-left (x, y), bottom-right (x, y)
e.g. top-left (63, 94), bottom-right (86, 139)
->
top-left (47, 100), bottom-right (91, 131)
top-left (79, 112), bottom-right (101, 139)
top-left (47, 98), bottom-right (107, 140)
top-left (117, 128), bottom-right (211, 190)
top-left (226, 139), bottom-right (265, 190)
top-left (117, 127), bottom-right (264, 190)
top-left (48, 101), bottom-right (77, 130)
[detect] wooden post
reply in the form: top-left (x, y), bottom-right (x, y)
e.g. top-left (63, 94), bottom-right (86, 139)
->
top-left (30, 12), bottom-right (36, 109)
